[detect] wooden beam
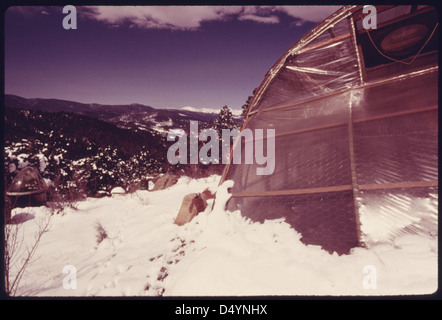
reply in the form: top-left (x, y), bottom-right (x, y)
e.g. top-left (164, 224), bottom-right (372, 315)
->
top-left (275, 122), bottom-right (348, 139)
top-left (347, 91), bottom-right (363, 245)
top-left (231, 184), bottom-right (353, 198)
top-left (353, 105), bottom-right (438, 124)
top-left (349, 16), bottom-right (365, 85)
top-left (359, 180), bottom-right (438, 191)
top-left (295, 33), bottom-right (351, 55)
top-left (246, 105), bottom-right (437, 143)
top-left (231, 180), bottom-right (438, 198)
top-left (240, 121), bottom-right (348, 144)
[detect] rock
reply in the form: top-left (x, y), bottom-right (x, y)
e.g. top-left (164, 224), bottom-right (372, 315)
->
top-left (111, 186), bottom-right (126, 196)
top-left (200, 187), bottom-right (215, 202)
top-left (153, 173), bottom-right (179, 191)
top-left (139, 179), bottom-right (150, 190)
top-left (174, 193), bottom-right (207, 226)
top-left (94, 190), bottom-right (109, 198)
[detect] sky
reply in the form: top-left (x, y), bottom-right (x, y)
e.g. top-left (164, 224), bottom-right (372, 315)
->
top-left (4, 5), bottom-right (341, 110)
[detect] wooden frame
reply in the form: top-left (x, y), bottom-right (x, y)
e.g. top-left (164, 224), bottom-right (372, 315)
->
top-left (231, 180), bottom-right (438, 198)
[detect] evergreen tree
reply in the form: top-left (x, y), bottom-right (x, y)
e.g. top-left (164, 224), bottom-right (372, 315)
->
top-left (241, 88), bottom-right (257, 117)
top-left (213, 105), bottom-right (236, 136)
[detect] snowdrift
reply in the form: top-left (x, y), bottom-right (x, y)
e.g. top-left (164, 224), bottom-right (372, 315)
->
top-left (6, 175), bottom-right (437, 297)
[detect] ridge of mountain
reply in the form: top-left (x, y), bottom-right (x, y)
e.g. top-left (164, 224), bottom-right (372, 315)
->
top-left (4, 94), bottom-right (241, 134)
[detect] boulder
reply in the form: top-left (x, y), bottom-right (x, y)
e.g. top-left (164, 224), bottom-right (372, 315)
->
top-left (110, 186), bottom-right (126, 196)
top-left (139, 179), bottom-right (150, 190)
top-left (153, 173), bottom-right (179, 191)
top-left (6, 166), bottom-right (48, 208)
top-left (174, 193), bottom-right (207, 226)
top-left (200, 187), bottom-right (215, 202)
top-left (94, 190), bottom-right (109, 198)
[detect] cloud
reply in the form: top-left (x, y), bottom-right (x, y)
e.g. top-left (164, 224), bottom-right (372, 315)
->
top-left (83, 6), bottom-right (244, 30)
top-left (7, 6), bottom-right (52, 17)
top-left (238, 14), bottom-right (280, 24)
top-left (276, 6), bottom-right (342, 23)
top-left (85, 5), bottom-right (341, 30)
top-left (237, 6), bottom-right (280, 24)
top-left (8, 5), bottom-right (342, 30)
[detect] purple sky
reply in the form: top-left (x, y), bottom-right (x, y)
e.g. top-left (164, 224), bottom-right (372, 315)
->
top-left (5, 6), bottom-right (340, 110)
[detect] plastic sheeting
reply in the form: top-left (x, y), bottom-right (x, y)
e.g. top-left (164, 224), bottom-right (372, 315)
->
top-left (7, 166), bottom-right (48, 196)
top-left (223, 6), bottom-right (438, 254)
top-left (253, 18), bottom-right (360, 112)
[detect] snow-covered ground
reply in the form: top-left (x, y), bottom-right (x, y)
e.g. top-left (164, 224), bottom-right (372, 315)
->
top-left (7, 175), bottom-right (438, 297)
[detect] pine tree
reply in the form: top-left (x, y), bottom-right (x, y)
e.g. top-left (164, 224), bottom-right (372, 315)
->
top-left (241, 88), bottom-right (257, 117)
top-left (213, 105), bottom-right (236, 136)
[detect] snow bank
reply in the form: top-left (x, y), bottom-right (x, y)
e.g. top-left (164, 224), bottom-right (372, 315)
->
top-left (7, 175), bottom-right (438, 297)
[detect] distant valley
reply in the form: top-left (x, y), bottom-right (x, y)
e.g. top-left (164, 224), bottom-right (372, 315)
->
top-left (4, 94), bottom-right (242, 135)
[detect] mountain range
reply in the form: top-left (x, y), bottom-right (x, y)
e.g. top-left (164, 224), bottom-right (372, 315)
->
top-left (4, 94), bottom-right (242, 135)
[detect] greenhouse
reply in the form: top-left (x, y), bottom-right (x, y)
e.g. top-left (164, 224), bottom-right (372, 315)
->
top-left (221, 5), bottom-right (438, 254)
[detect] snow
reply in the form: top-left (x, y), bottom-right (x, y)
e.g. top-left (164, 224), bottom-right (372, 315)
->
top-left (17, 153), bottom-right (30, 169)
top-left (110, 186), bottom-right (126, 195)
top-left (167, 128), bottom-right (186, 136)
top-left (7, 175), bottom-right (438, 297)
top-left (53, 154), bottom-right (63, 165)
top-left (182, 106), bottom-right (243, 117)
top-left (8, 163), bottom-right (16, 173)
top-left (151, 118), bottom-right (174, 134)
top-left (36, 153), bottom-right (48, 172)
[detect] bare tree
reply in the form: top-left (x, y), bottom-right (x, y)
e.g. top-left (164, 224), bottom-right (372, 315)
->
top-left (4, 213), bottom-right (51, 296)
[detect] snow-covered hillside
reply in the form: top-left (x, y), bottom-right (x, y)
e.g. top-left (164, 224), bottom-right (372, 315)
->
top-left (4, 94), bottom-right (243, 137)
top-left (7, 176), bottom-right (438, 297)
top-left (182, 106), bottom-right (243, 117)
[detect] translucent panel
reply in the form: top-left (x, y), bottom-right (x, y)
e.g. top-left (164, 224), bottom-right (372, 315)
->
top-left (299, 16), bottom-right (352, 49)
top-left (254, 19), bottom-right (360, 111)
top-left (358, 187), bottom-right (438, 245)
top-left (227, 125), bottom-right (352, 194)
top-left (364, 53), bottom-right (438, 81)
top-left (353, 112), bottom-right (438, 185)
top-left (247, 91), bottom-right (351, 135)
top-left (227, 191), bottom-right (359, 255)
top-left (352, 65), bottom-right (438, 186)
top-left (352, 69), bottom-right (438, 120)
